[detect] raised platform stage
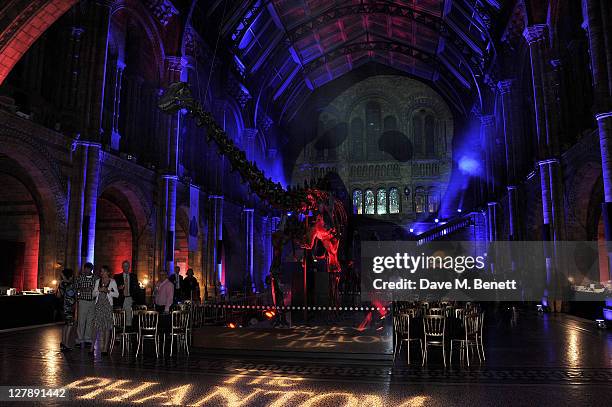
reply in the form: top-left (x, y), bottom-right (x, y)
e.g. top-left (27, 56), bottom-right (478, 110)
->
top-left (192, 325), bottom-right (393, 360)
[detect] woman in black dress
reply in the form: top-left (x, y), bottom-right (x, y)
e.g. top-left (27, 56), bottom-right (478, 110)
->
top-left (56, 268), bottom-right (76, 351)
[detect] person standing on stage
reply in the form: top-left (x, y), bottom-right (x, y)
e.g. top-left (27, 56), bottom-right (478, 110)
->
top-left (115, 260), bottom-right (139, 326)
top-left (74, 262), bottom-right (96, 348)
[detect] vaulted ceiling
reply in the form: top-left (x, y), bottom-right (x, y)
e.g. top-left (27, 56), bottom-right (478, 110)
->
top-left (198, 0), bottom-right (503, 122)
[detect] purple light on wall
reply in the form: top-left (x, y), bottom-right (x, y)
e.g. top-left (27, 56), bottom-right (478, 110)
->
top-left (458, 156), bottom-right (482, 176)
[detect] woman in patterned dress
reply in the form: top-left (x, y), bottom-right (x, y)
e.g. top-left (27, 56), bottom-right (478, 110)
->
top-left (56, 268), bottom-right (76, 351)
top-left (92, 266), bottom-right (119, 355)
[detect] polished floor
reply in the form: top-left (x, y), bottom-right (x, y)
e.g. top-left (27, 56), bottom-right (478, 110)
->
top-left (1, 312), bottom-right (611, 406)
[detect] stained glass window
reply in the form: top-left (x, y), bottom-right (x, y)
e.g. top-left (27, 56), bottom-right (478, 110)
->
top-left (352, 190), bottom-right (363, 214)
top-left (389, 187), bottom-right (400, 214)
top-left (377, 189), bottom-right (387, 214)
top-left (365, 189), bottom-right (375, 214)
top-left (428, 189), bottom-right (439, 213)
top-left (415, 187), bottom-right (425, 213)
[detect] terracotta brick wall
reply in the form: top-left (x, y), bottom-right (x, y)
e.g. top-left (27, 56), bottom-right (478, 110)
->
top-left (95, 198), bottom-right (132, 275)
top-left (0, 173), bottom-right (40, 290)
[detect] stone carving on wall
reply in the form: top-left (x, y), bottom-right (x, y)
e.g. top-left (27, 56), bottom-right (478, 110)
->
top-left (143, 0), bottom-right (179, 26)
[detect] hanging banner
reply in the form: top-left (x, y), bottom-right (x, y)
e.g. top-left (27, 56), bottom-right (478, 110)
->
top-left (188, 184), bottom-right (200, 251)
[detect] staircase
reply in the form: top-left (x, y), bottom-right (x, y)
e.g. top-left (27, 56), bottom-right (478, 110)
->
top-left (415, 212), bottom-right (487, 245)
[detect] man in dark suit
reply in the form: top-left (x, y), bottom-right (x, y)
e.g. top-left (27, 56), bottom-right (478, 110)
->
top-left (114, 260), bottom-right (140, 326)
top-left (173, 265), bottom-right (184, 303)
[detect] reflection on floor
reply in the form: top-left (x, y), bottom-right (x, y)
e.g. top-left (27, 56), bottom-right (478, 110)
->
top-left (0, 312), bottom-right (611, 406)
top-left (192, 325), bottom-right (393, 356)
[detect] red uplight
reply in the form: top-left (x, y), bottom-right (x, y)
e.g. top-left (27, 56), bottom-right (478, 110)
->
top-left (228, 322), bottom-right (236, 329)
top-left (264, 310), bottom-right (276, 319)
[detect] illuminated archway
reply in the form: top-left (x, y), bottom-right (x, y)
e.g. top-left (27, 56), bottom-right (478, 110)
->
top-left (0, 0), bottom-right (78, 85)
top-left (0, 173), bottom-right (40, 290)
top-left (95, 196), bottom-right (132, 275)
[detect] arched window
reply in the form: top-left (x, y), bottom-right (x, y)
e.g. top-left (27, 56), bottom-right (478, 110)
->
top-left (389, 187), bottom-right (400, 214)
top-left (428, 188), bottom-right (439, 213)
top-left (352, 190), bottom-right (363, 215)
top-left (365, 101), bottom-right (381, 159)
top-left (364, 189), bottom-right (375, 214)
top-left (413, 113), bottom-right (424, 157)
top-left (384, 115), bottom-right (397, 131)
top-left (377, 189), bottom-right (387, 215)
top-left (414, 187), bottom-right (426, 213)
top-left (425, 115), bottom-right (435, 156)
top-left (351, 117), bottom-right (364, 159)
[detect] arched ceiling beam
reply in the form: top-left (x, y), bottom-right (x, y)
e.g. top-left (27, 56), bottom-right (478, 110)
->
top-left (286, 2), bottom-right (443, 42)
top-left (282, 0), bottom-right (488, 73)
top-left (301, 40), bottom-right (472, 91)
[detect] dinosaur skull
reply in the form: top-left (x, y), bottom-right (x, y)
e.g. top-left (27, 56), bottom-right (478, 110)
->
top-left (158, 82), bottom-right (192, 114)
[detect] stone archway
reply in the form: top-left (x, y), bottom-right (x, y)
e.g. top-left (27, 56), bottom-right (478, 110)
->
top-left (95, 196), bottom-right (133, 275)
top-left (0, 0), bottom-right (78, 85)
top-left (0, 172), bottom-right (41, 290)
top-left (96, 179), bottom-right (155, 283)
top-left (0, 132), bottom-right (67, 288)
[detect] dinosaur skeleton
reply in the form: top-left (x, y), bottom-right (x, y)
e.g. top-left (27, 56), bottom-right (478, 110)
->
top-left (159, 82), bottom-right (347, 312)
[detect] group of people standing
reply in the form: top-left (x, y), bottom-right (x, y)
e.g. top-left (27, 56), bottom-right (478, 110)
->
top-left (56, 260), bottom-right (142, 355)
top-left (153, 266), bottom-right (200, 313)
top-left (56, 261), bottom-right (199, 355)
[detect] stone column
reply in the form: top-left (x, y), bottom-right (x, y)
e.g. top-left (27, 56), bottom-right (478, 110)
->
top-left (244, 208), bottom-right (255, 293)
top-left (208, 195), bottom-right (224, 297)
top-left (480, 114), bottom-right (497, 199)
top-left (156, 57), bottom-right (186, 278)
top-left (110, 60), bottom-right (125, 150)
top-left (66, 141), bottom-right (101, 272)
top-left (583, 0), bottom-right (611, 105)
top-left (261, 215), bottom-right (270, 291)
top-left (597, 112), bottom-right (612, 280)
top-left (487, 202), bottom-right (498, 242)
top-left (158, 174), bottom-right (178, 275)
top-left (524, 25), bottom-right (565, 241)
top-left (498, 80), bottom-right (520, 240)
top-left (523, 25), bottom-right (553, 156)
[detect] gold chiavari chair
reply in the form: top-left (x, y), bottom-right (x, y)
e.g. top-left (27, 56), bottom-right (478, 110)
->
top-left (428, 307), bottom-right (444, 316)
top-left (164, 310), bottom-right (190, 356)
top-left (136, 311), bottom-right (159, 358)
top-left (402, 308), bottom-right (418, 318)
top-left (110, 309), bottom-right (137, 356)
top-left (393, 313), bottom-right (422, 365)
top-left (423, 315), bottom-right (446, 367)
top-left (479, 311), bottom-right (485, 361)
top-left (202, 304), bottom-right (217, 325)
top-left (450, 313), bottom-right (481, 366)
top-left (455, 308), bottom-right (466, 320)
